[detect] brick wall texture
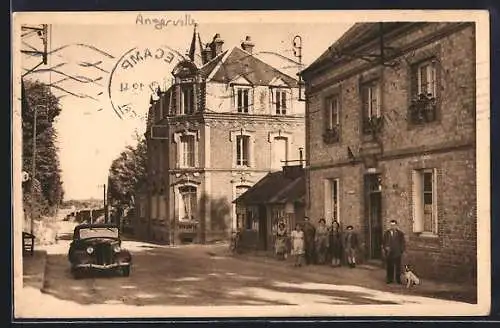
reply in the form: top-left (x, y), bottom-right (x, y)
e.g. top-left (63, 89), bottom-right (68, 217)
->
top-left (304, 22), bottom-right (477, 284)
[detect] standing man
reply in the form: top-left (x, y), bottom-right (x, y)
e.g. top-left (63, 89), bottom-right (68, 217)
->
top-left (343, 225), bottom-right (359, 268)
top-left (383, 220), bottom-right (406, 284)
top-left (302, 217), bottom-right (316, 265)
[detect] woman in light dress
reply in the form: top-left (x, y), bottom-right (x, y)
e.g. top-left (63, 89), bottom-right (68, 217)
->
top-left (291, 223), bottom-right (305, 267)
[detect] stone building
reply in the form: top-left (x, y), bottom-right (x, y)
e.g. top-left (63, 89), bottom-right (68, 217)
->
top-left (135, 26), bottom-right (305, 244)
top-left (300, 22), bottom-right (476, 284)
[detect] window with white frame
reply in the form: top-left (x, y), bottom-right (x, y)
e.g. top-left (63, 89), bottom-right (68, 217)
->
top-left (325, 95), bottom-right (340, 130)
top-left (180, 134), bottom-right (195, 167)
top-left (236, 135), bottom-right (250, 167)
top-left (271, 136), bottom-right (288, 171)
top-left (412, 168), bottom-right (438, 235)
top-left (324, 179), bottom-right (340, 224)
top-left (235, 185), bottom-right (250, 230)
top-left (361, 81), bottom-right (381, 119)
top-left (180, 84), bottom-right (195, 115)
top-left (179, 185), bottom-right (197, 221)
top-left (416, 59), bottom-right (437, 97)
top-left (234, 87), bottom-right (252, 113)
top-left (272, 88), bottom-right (289, 115)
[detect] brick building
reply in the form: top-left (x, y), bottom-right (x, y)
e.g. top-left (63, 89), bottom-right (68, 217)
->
top-left (300, 22), bottom-right (476, 284)
top-left (135, 26), bottom-right (305, 244)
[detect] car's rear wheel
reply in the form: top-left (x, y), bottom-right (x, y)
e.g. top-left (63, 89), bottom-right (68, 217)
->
top-left (122, 265), bottom-right (130, 277)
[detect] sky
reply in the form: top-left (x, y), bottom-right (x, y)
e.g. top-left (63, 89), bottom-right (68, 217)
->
top-left (17, 11), bottom-right (358, 200)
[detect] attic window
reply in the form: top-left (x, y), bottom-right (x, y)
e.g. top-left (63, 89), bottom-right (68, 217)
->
top-left (273, 89), bottom-right (289, 115)
top-left (233, 86), bottom-right (253, 113)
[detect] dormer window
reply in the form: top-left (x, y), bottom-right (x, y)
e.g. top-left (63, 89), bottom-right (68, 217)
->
top-left (272, 89), bottom-right (289, 115)
top-left (232, 85), bottom-right (253, 114)
top-left (181, 84), bottom-right (195, 115)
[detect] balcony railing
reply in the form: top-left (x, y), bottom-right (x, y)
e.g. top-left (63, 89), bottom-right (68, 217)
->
top-left (409, 93), bottom-right (437, 124)
top-left (322, 125), bottom-right (340, 144)
top-left (362, 116), bottom-right (384, 135)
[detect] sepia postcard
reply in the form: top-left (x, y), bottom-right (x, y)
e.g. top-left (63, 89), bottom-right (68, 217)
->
top-left (11, 10), bottom-right (491, 319)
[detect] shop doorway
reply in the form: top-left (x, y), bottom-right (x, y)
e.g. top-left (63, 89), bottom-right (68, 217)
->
top-left (364, 173), bottom-right (383, 260)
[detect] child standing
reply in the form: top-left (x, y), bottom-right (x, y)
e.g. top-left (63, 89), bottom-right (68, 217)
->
top-left (291, 223), bottom-right (305, 267)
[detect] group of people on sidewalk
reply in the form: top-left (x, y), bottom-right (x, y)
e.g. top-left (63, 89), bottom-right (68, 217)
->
top-left (274, 216), bottom-right (360, 268)
top-left (274, 217), bottom-right (407, 285)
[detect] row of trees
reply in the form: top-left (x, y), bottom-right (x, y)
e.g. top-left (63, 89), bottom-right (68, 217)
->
top-left (107, 133), bottom-right (148, 215)
top-left (22, 79), bottom-right (64, 219)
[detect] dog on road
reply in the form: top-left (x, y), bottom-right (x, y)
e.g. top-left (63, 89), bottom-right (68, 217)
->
top-left (402, 264), bottom-right (420, 288)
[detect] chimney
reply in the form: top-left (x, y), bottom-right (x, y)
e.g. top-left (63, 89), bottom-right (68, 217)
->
top-left (283, 165), bottom-right (304, 180)
top-left (202, 43), bottom-right (213, 63)
top-left (241, 36), bottom-right (255, 54)
top-left (211, 33), bottom-right (224, 57)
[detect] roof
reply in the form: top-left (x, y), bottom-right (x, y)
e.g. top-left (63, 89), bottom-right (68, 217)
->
top-left (74, 223), bottom-right (119, 230)
top-left (234, 170), bottom-right (305, 205)
top-left (301, 22), bottom-right (412, 77)
top-left (202, 46), bottom-right (298, 87)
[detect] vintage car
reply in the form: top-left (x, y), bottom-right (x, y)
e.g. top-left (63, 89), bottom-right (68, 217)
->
top-left (68, 223), bottom-right (132, 279)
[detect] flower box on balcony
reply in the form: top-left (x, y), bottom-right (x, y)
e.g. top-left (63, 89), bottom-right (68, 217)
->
top-left (362, 116), bottom-right (384, 135)
top-left (322, 126), bottom-right (340, 144)
top-left (409, 93), bottom-right (437, 124)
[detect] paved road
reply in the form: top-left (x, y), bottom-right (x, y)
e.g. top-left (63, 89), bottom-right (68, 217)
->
top-left (39, 238), bottom-right (467, 308)
top-left (15, 220), bottom-right (481, 318)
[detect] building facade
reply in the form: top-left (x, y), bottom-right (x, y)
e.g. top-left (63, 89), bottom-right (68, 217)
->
top-left (136, 27), bottom-right (306, 244)
top-left (234, 164), bottom-right (306, 252)
top-left (300, 22), bottom-right (476, 284)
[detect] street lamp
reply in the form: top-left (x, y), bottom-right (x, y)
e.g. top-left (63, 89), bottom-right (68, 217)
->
top-left (97, 183), bottom-right (108, 223)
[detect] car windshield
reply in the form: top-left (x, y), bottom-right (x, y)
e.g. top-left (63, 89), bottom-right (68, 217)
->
top-left (78, 227), bottom-right (119, 239)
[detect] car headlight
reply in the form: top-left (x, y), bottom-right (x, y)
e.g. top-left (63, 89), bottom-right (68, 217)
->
top-left (86, 246), bottom-right (94, 254)
top-left (113, 245), bottom-right (121, 253)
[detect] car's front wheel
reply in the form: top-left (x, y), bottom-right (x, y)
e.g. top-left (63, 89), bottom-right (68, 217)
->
top-left (71, 267), bottom-right (84, 279)
top-left (121, 265), bottom-right (130, 277)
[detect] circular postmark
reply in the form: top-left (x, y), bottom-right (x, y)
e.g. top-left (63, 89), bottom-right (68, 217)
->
top-left (108, 44), bottom-right (187, 120)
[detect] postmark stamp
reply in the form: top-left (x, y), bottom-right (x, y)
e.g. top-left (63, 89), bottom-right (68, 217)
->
top-left (107, 44), bottom-right (186, 120)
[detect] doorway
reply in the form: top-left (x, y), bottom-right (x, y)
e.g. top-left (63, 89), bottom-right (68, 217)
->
top-left (364, 174), bottom-right (383, 260)
top-left (258, 205), bottom-right (268, 250)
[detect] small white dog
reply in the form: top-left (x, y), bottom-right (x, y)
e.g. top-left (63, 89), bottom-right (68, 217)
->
top-left (402, 264), bottom-right (420, 288)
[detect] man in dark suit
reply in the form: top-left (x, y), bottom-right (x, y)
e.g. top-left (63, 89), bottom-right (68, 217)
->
top-left (382, 220), bottom-right (406, 284)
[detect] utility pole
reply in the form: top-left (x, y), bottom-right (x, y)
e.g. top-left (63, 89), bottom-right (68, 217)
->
top-left (103, 183), bottom-right (108, 223)
top-left (21, 24), bottom-right (49, 235)
top-left (30, 102), bottom-right (37, 235)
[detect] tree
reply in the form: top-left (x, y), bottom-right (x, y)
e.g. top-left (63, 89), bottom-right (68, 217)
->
top-left (22, 79), bottom-right (64, 217)
top-left (107, 135), bottom-right (148, 209)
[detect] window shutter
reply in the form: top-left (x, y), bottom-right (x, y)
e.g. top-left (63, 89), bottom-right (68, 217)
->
top-left (231, 86), bottom-right (236, 111)
top-left (432, 168), bottom-right (439, 234)
top-left (324, 179), bottom-right (332, 220)
top-left (269, 88), bottom-right (274, 114)
top-left (324, 98), bottom-right (330, 130)
top-left (412, 170), bottom-right (424, 232)
top-left (410, 64), bottom-right (418, 98)
top-left (249, 87), bottom-right (254, 112)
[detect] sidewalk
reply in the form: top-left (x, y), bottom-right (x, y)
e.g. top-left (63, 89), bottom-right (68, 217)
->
top-left (22, 250), bottom-right (48, 291)
top-left (211, 245), bottom-right (477, 304)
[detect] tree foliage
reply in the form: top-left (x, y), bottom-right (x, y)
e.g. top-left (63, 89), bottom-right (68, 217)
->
top-left (22, 79), bottom-right (64, 217)
top-left (107, 134), bottom-right (148, 208)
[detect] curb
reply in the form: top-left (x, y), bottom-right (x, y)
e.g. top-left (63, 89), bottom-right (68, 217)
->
top-left (229, 252), bottom-right (477, 303)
